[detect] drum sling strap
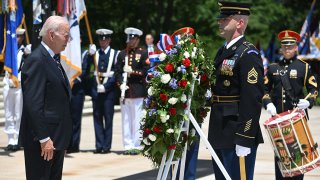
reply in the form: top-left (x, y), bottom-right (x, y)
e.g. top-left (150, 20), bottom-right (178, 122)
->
top-left (277, 64), bottom-right (298, 105)
top-left (277, 64), bottom-right (310, 119)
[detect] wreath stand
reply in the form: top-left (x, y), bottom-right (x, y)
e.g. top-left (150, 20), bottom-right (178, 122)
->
top-left (156, 79), bottom-right (231, 180)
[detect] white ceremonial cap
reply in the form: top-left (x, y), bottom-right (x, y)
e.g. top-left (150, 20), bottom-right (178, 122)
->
top-left (124, 27), bottom-right (143, 38)
top-left (96, 29), bottom-right (113, 40)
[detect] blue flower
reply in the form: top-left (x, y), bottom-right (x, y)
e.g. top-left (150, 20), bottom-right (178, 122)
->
top-left (169, 78), bottom-right (178, 89)
top-left (144, 96), bottom-right (151, 108)
top-left (180, 65), bottom-right (187, 74)
top-left (148, 109), bottom-right (157, 117)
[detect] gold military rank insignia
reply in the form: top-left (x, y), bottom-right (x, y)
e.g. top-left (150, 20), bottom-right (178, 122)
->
top-left (308, 76), bottom-right (317, 88)
top-left (289, 69), bottom-right (297, 78)
top-left (247, 67), bottom-right (258, 84)
top-left (136, 54), bottom-right (141, 62)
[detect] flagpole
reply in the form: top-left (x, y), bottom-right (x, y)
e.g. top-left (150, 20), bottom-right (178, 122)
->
top-left (23, 18), bottom-right (30, 44)
top-left (83, 12), bottom-right (100, 84)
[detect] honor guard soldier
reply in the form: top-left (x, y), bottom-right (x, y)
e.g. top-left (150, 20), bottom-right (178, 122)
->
top-left (3, 28), bottom-right (31, 151)
top-left (115, 27), bottom-right (148, 155)
top-left (208, 2), bottom-right (264, 180)
top-left (263, 30), bottom-right (318, 180)
top-left (88, 29), bottom-right (119, 154)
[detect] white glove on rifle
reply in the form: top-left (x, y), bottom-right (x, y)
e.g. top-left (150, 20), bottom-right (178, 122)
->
top-left (267, 103), bottom-right (277, 116)
top-left (236, 144), bottom-right (251, 157)
top-left (97, 84), bottom-right (105, 93)
top-left (24, 44), bottom-right (32, 55)
top-left (89, 44), bottom-right (96, 55)
top-left (297, 99), bottom-right (310, 109)
top-left (120, 84), bottom-right (129, 91)
top-left (123, 65), bottom-right (133, 73)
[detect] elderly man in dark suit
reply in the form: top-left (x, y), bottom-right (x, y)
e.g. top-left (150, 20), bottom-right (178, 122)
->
top-left (19, 15), bottom-right (72, 180)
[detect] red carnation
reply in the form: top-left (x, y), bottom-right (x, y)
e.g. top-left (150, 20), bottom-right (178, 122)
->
top-left (153, 126), bottom-right (162, 133)
top-left (193, 67), bottom-right (198, 72)
top-left (168, 144), bottom-right (177, 150)
top-left (182, 58), bottom-right (191, 68)
top-left (200, 73), bottom-right (207, 82)
top-left (199, 111), bottom-right (207, 118)
top-left (165, 63), bottom-right (174, 73)
top-left (159, 93), bottom-right (168, 102)
top-left (168, 107), bottom-right (177, 116)
top-left (178, 80), bottom-right (188, 88)
top-left (143, 128), bottom-right (152, 137)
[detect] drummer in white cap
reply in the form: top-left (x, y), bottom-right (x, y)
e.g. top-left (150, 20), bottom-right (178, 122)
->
top-left (115, 27), bottom-right (148, 155)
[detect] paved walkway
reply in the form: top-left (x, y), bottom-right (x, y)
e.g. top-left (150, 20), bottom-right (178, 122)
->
top-left (0, 107), bottom-right (320, 179)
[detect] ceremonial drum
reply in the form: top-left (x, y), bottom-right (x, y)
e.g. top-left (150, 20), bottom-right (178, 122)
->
top-left (264, 109), bottom-right (320, 177)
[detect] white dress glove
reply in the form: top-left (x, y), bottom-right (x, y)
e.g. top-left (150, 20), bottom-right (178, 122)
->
top-left (123, 65), bottom-right (133, 73)
top-left (8, 79), bottom-right (15, 88)
top-left (89, 44), bottom-right (96, 55)
top-left (24, 44), bottom-right (32, 55)
top-left (120, 84), bottom-right (129, 91)
top-left (236, 145), bottom-right (251, 157)
top-left (97, 84), bottom-right (105, 93)
top-left (267, 103), bottom-right (277, 116)
top-left (297, 99), bottom-right (310, 109)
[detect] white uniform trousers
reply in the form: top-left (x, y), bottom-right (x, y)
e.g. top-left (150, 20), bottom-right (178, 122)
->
top-left (121, 98), bottom-right (143, 150)
top-left (3, 85), bottom-right (23, 145)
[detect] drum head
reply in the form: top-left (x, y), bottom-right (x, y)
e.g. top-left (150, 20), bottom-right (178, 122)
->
top-left (264, 109), bottom-right (305, 126)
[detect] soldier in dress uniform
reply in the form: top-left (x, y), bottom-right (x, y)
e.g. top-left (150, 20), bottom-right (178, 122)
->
top-left (115, 27), bottom-right (148, 155)
top-left (3, 28), bottom-right (31, 151)
top-left (263, 30), bottom-right (318, 180)
top-left (66, 44), bottom-right (91, 154)
top-left (88, 29), bottom-right (119, 154)
top-left (208, 1), bottom-right (264, 180)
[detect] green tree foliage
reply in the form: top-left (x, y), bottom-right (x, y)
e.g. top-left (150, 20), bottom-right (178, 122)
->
top-left (22, 0), bottom-right (320, 59)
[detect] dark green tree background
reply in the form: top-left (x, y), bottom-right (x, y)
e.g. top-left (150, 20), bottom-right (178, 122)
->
top-left (22, 0), bottom-right (320, 59)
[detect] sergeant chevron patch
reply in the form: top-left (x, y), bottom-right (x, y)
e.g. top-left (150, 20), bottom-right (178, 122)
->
top-left (244, 119), bottom-right (252, 132)
top-left (247, 67), bottom-right (258, 84)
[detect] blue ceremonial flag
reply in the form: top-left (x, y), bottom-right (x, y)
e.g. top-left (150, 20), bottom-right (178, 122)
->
top-left (4, 0), bottom-right (24, 87)
top-left (298, 0), bottom-right (317, 55)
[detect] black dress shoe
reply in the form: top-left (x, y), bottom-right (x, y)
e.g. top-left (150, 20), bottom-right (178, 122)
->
top-left (11, 145), bottom-right (20, 152)
top-left (66, 149), bottom-right (80, 154)
top-left (4, 145), bottom-right (14, 151)
top-left (101, 149), bottom-right (111, 154)
top-left (93, 149), bottom-right (102, 154)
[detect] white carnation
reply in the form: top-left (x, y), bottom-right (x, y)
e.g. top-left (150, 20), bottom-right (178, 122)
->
top-left (166, 129), bottom-right (174, 133)
top-left (140, 121), bottom-right (145, 125)
top-left (168, 97), bottom-right (178, 105)
top-left (143, 138), bottom-right (150, 145)
top-left (148, 134), bottom-right (157, 142)
top-left (141, 109), bottom-right (147, 119)
top-left (184, 51), bottom-right (190, 58)
top-left (159, 53), bottom-right (166, 61)
top-left (191, 52), bottom-right (196, 58)
top-left (193, 47), bottom-right (197, 52)
top-left (161, 74), bottom-right (171, 84)
top-left (181, 94), bottom-right (187, 103)
top-left (148, 87), bottom-right (154, 96)
top-left (160, 114), bottom-right (170, 123)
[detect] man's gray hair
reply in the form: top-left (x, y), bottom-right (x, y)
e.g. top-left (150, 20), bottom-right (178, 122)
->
top-left (39, 16), bottom-right (68, 37)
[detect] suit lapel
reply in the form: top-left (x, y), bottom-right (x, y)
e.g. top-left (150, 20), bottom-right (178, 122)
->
top-left (40, 45), bottom-right (71, 98)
